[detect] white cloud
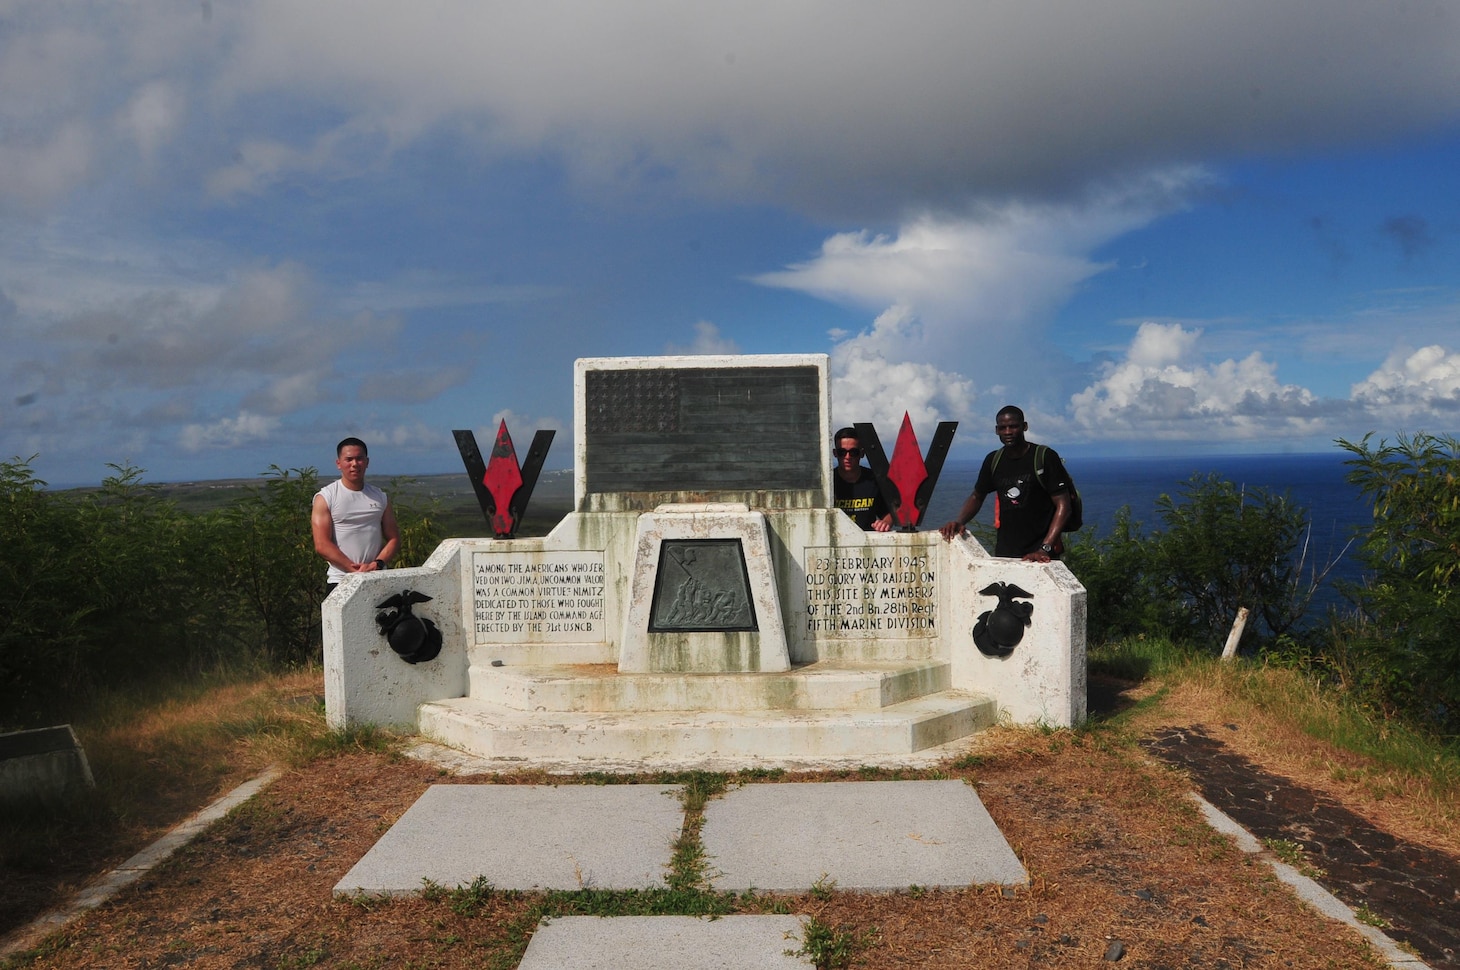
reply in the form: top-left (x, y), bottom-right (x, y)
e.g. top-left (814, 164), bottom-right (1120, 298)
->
top-left (0, 257), bottom-right (433, 455)
top-left (761, 176), bottom-right (1205, 419)
top-left (664, 320), bottom-right (740, 356)
top-left (5, 3), bottom-right (1460, 215)
top-left (196, 1), bottom-right (1460, 218)
top-left (358, 365), bottom-right (473, 405)
top-left (456, 411), bottom-right (569, 465)
top-left (116, 80), bottom-right (186, 164)
top-left (179, 411), bottom-right (279, 451)
top-left (487, 409), bottom-right (567, 438)
top-left (354, 420), bottom-right (461, 459)
top-left (242, 370), bottom-right (331, 414)
top-left (1068, 322), bottom-right (1327, 440)
top-left (1352, 345), bottom-right (1460, 417)
top-left (0, 123), bottom-right (95, 211)
top-left (758, 173), bottom-right (1200, 326)
top-left (830, 306), bottom-right (976, 438)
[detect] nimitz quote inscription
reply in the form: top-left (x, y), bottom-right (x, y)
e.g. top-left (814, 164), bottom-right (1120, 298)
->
top-left (472, 551), bottom-right (607, 643)
top-left (801, 550), bottom-right (937, 636)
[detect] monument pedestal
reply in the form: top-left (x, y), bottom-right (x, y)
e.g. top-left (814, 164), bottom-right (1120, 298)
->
top-left (620, 504), bottom-right (789, 674)
top-left (324, 354), bottom-right (1085, 768)
top-left (419, 669), bottom-right (996, 763)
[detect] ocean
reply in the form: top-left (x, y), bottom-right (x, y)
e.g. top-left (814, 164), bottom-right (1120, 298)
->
top-left (920, 451), bottom-right (1373, 598)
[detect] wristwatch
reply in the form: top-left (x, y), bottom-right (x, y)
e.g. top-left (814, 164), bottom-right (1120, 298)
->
top-left (1039, 543), bottom-right (1054, 555)
top-left (373, 559), bottom-right (386, 570)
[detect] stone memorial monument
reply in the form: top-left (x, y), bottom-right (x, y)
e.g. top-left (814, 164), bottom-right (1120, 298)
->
top-left (324, 354), bottom-right (1086, 766)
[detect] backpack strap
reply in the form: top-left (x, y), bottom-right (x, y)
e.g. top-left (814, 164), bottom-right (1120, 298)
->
top-left (992, 445), bottom-right (1049, 491)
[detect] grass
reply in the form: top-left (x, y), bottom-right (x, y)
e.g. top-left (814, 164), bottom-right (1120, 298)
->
top-left (1262, 838), bottom-right (1327, 879)
top-left (6, 636), bottom-right (1458, 965)
top-left (1088, 635), bottom-right (1460, 852)
top-left (0, 666), bottom-right (398, 938)
top-left (790, 917), bottom-right (878, 970)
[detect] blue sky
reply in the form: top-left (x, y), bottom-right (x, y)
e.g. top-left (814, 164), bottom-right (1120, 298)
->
top-left (3, 1), bottom-right (1459, 485)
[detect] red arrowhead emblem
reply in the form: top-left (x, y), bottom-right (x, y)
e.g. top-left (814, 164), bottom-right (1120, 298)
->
top-left (483, 420), bottom-right (524, 536)
top-left (886, 412), bottom-right (929, 528)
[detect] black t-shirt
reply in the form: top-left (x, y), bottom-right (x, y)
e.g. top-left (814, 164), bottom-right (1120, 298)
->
top-left (974, 444), bottom-right (1071, 557)
top-left (833, 467), bottom-right (889, 530)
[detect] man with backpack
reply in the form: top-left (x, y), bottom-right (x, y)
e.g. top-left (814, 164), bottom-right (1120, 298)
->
top-left (938, 406), bottom-right (1074, 562)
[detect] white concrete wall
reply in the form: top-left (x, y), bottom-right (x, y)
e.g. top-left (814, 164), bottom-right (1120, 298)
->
top-left (945, 537), bottom-right (1088, 727)
top-left (324, 508), bottom-right (1087, 730)
top-left (323, 539), bottom-right (469, 730)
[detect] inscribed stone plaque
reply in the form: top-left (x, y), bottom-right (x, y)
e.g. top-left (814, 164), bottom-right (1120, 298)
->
top-left (649, 539), bottom-right (757, 633)
top-left (472, 550), bottom-right (606, 643)
top-left (801, 548), bottom-right (937, 638)
top-left (583, 365), bottom-right (821, 495)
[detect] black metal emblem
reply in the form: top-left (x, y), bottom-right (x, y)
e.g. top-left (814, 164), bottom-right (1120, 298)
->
top-left (973, 582), bottom-right (1033, 657)
top-left (375, 589), bottom-right (443, 664)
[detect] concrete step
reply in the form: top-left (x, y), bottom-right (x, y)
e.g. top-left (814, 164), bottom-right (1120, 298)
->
top-left (467, 660), bottom-right (952, 713)
top-left (417, 690), bottom-right (998, 763)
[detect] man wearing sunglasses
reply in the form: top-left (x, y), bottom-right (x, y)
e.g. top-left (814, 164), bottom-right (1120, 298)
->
top-left (832, 427), bottom-right (893, 532)
top-left (938, 406), bottom-right (1072, 563)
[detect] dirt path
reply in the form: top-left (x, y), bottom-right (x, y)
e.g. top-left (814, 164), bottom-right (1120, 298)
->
top-left (1144, 724), bottom-right (1458, 966)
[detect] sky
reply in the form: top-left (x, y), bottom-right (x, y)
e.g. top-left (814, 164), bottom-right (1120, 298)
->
top-left (4, 1), bottom-right (1460, 486)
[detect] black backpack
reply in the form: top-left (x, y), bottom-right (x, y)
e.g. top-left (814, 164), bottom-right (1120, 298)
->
top-left (991, 444), bottom-right (1083, 533)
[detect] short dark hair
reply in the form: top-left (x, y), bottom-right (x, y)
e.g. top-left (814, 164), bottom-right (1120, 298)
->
top-left (995, 406), bottom-right (1025, 423)
top-left (833, 426), bottom-right (860, 444)
top-left (336, 436), bottom-right (368, 457)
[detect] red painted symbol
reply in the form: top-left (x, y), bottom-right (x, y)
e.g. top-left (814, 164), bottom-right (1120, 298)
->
top-left (483, 420), bottom-right (524, 537)
top-left (885, 412), bottom-right (930, 528)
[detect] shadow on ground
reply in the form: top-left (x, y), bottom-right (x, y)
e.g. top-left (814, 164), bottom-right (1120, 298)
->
top-left (1143, 725), bottom-right (1459, 967)
top-left (1085, 674), bottom-right (1143, 721)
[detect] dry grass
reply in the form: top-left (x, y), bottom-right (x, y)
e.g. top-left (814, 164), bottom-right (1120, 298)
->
top-left (1119, 663), bottom-right (1460, 857)
top-left (3, 739), bottom-right (1392, 970)
top-left (3, 660), bottom-right (1456, 968)
top-left (0, 669), bottom-right (330, 937)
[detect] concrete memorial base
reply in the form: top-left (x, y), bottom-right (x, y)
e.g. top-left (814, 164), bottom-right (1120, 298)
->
top-left (324, 354), bottom-right (1086, 769)
top-left (417, 665), bottom-right (997, 764)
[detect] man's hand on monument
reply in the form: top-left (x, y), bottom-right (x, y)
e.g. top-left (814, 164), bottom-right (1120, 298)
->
top-left (938, 521), bottom-right (965, 541)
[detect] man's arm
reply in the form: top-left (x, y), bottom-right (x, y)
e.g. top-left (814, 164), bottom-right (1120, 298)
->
top-left (311, 494), bottom-right (360, 574)
top-left (938, 491), bottom-right (985, 540)
top-left (366, 501), bottom-right (401, 571)
top-left (1022, 492), bottom-right (1072, 562)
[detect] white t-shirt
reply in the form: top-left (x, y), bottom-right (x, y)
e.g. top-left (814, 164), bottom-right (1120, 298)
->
top-left (318, 479), bottom-right (388, 583)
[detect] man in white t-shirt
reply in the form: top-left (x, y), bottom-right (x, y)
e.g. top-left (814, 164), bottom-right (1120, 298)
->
top-left (311, 437), bottom-right (400, 593)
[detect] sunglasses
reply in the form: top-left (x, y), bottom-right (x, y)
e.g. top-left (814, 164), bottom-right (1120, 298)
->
top-left (834, 447), bottom-right (863, 457)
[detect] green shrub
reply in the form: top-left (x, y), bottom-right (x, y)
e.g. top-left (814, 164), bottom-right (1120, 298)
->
top-left (211, 465), bottom-right (324, 667)
top-left (1065, 475), bottom-right (1322, 652)
top-left (0, 457), bottom-right (91, 719)
top-left (1338, 433), bottom-right (1460, 733)
top-left (1147, 473), bottom-right (1320, 650)
top-left (1063, 508), bottom-right (1176, 645)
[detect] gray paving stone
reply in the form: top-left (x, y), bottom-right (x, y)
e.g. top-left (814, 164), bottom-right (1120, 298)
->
top-left (334, 784), bottom-right (683, 895)
top-left (518, 916), bottom-right (811, 970)
top-left (701, 779), bottom-right (1027, 891)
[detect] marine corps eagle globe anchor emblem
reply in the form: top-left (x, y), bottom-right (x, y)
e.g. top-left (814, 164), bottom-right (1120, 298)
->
top-left (375, 589), bottom-right (443, 664)
top-left (973, 582), bottom-right (1034, 657)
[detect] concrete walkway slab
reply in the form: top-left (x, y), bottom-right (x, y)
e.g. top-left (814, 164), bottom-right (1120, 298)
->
top-left (518, 916), bottom-right (811, 970)
top-left (334, 784), bottom-right (683, 895)
top-left (701, 779), bottom-right (1026, 892)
